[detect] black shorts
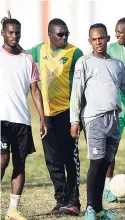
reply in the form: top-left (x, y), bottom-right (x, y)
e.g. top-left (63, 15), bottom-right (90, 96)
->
top-left (0, 121), bottom-right (36, 158)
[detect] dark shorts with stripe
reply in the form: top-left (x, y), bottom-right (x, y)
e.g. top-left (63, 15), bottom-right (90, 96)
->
top-left (0, 121), bottom-right (35, 159)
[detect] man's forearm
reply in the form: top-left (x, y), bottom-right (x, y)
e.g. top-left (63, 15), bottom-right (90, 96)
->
top-left (31, 87), bottom-right (45, 121)
top-left (70, 57), bottom-right (85, 123)
top-left (70, 84), bottom-right (81, 124)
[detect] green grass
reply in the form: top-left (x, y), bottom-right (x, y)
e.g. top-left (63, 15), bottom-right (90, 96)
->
top-left (1, 95), bottom-right (125, 219)
top-left (1, 185), bottom-right (125, 220)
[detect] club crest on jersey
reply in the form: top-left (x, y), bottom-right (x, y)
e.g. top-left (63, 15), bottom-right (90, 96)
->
top-left (74, 70), bottom-right (81, 79)
top-left (59, 57), bottom-right (68, 64)
top-left (43, 56), bottom-right (48, 60)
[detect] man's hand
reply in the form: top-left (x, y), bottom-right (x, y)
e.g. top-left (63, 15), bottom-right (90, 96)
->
top-left (30, 81), bottom-right (48, 140)
top-left (40, 119), bottom-right (47, 139)
top-left (70, 123), bottom-right (80, 139)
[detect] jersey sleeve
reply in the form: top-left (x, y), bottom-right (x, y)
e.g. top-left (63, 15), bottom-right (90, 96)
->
top-left (30, 59), bottom-right (40, 83)
top-left (70, 57), bottom-right (86, 123)
top-left (72, 48), bottom-right (84, 64)
top-left (25, 53), bottom-right (40, 83)
top-left (69, 48), bottom-right (84, 96)
top-left (26, 43), bottom-right (43, 63)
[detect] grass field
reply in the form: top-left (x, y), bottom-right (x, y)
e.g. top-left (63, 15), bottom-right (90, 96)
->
top-left (1, 95), bottom-right (125, 219)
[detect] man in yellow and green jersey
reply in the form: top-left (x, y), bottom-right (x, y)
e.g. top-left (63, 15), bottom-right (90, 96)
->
top-left (27, 18), bottom-right (83, 215)
top-left (27, 42), bottom-right (82, 117)
top-left (105, 17), bottom-right (125, 203)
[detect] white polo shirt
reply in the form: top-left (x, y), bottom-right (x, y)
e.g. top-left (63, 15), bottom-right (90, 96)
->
top-left (0, 47), bottom-right (40, 125)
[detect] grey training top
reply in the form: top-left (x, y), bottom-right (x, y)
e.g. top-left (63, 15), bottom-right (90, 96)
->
top-left (70, 54), bottom-right (125, 125)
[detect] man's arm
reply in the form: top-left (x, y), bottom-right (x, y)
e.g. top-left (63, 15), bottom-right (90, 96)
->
top-left (70, 57), bottom-right (85, 138)
top-left (29, 57), bottom-right (47, 138)
top-left (73, 48), bottom-right (84, 63)
top-left (30, 81), bottom-right (47, 139)
top-left (69, 48), bottom-right (83, 96)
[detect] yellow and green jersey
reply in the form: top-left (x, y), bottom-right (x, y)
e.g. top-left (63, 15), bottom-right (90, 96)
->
top-left (27, 42), bottom-right (83, 116)
top-left (108, 42), bottom-right (125, 105)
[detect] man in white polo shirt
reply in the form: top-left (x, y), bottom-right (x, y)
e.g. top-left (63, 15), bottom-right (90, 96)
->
top-left (0, 18), bottom-right (47, 220)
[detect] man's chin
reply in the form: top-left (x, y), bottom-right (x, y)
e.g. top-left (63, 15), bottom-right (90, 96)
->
top-left (96, 50), bottom-right (104, 54)
top-left (60, 42), bottom-right (67, 48)
top-left (118, 41), bottom-right (124, 45)
top-left (10, 44), bottom-right (18, 48)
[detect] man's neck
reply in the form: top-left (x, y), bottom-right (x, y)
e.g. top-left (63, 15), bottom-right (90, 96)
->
top-left (50, 42), bottom-right (68, 51)
top-left (50, 43), bottom-right (59, 51)
top-left (3, 44), bottom-right (21, 55)
top-left (92, 52), bottom-right (110, 59)
top-left (117, 42), bottom-right (125, 47)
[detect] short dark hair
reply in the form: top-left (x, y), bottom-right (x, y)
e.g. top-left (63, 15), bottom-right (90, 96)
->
top-left (48, 18), bottom-right (66, 32)
top-left (117, 17), bottom-right (125, 25)
top-left (89, 23), bottom-right (107, 36)
top-left (1, 18), bottom-right (21, 30)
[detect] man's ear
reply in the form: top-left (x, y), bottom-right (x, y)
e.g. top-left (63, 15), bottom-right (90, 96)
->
top-left (1, 30), bottom-right (4, 37)
top-left (107, 35), bottom-right (110, 42)
top-left (88, 38), bottom-right (91, 45)
top-left (48, 32), bottom-right (53, 38)
top-left (48, 32), bottom-right (51, 37)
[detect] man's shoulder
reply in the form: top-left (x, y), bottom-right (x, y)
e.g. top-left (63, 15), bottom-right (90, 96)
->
top-left (74, 54), bottom-right (93, 68)
top-left (108, 42), bottom-right (120, 50)
top-left (67, 43), bottom-right (76, 48)
top-left (111, 57), bottom-right (125, 68)
top-left (78, 53), bottom-right (93, 62)
top-left (74, 47), bottom-right (83, 55)
top-left (34, 42), bottom-right (44, 50)
top-left (109, 42), bottom-right (118, 46)
top-left (22, 51), bottom-right (36, 64)
top-left (26, 42), bottom-right (44, 58)
top-left (67, 43), bottom-right (82, 52)
top-left (0, 47), bottom-right (6, 55)
top-left (29, 42), bottom-right (44, 51)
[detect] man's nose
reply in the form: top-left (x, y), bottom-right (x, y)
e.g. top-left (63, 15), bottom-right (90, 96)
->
top-left (116, 32), bottom-right (120, 37)
top-left (13, 33), bottom-right (18, 39)
top-left (96, 39), bottom-right (101, 45)
top-left (62, 34), bottom-right (67, 40)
